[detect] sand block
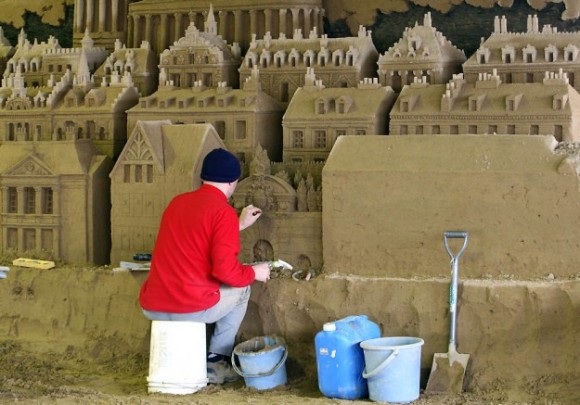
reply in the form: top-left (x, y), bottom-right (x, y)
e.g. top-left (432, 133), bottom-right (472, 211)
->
top-left (322, 135), bottom-right (580, 278)
top-left (12, 258), bottom-right (56, 270)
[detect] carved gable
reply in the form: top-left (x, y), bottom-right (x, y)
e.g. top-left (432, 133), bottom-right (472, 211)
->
top-left (5, 155), bottom-right (53, 177)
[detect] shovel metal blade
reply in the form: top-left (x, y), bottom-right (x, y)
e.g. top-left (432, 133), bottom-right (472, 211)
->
top-left (425, 351), bottom-right (470, 394)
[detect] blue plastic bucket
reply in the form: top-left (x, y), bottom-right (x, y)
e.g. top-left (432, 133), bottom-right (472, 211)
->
top-left (232, 335), bottom-right (287, 390)
top-left (361, 337), bottom-right (425, 403)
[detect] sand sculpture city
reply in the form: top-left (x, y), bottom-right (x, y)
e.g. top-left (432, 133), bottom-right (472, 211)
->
top-left (0, 1), bottom-right (578, 402)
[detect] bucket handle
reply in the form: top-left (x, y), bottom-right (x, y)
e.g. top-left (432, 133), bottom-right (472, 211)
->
top-left (362, 349), bottom-right (400, 379)
top-left (231, 346), bottom-right (288, 378)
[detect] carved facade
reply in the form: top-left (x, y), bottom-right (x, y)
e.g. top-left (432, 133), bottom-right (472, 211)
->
top-left (378, 12), bottom-right (466, 93)
top-left (73, 0), bottom-right (134, 51)
top-left (0, 52), bottom-right (139, 160)
top-left (0, 140), bottom-right (111, 264)
top-left (157, 11), bottom-right (242, 90)
top-left (127, 69), bottom-right (285, 163)
top-left (109, 122), bottom-right (225, 264)
top-left (239, 26), bottom-right (378, 104)
top-left (4, 29), bottom-right (108, 89)
top-left (94, 39), bottom-right (158, 96)
top-left (463, 15), bottom-right (580, 92)
top-left (283, 70), bottom-right (396, 162)
top-left (389, 71), bottom-right (580, 142)
top-left (125, 0), bottom-right (324, 54)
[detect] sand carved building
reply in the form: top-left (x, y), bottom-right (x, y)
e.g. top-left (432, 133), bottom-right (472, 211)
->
top-left (283, 69), bottom-right (396, 162)
top-left (464, 15), bottom-right (580, 91)
top-left (124, 0), bottom-right (324, 54)
top-left (232, 146), bottom-right (322, 271)
top-left (73, 0), bottom-right (133, 51)
top-left (0, 50), bottom-right (139, 163)
top-left (377, 12), bottom-right (466, 93)
top-left (157, 13), bottom-right (242, 90)
top-left (389, 70), bottom-right (580, 142)
top-left (93, 39), bottom-right (158, 97)
top-left (127, 69), bottom-right (285, 164)
top-left (0, 140), bottom-right (111, 264)
top-left (5, 29), bottom-right (108, 89)
top-left (109, 122), bottom-right (225, 264)
top-left (239, 25), bottom-right (378, 104)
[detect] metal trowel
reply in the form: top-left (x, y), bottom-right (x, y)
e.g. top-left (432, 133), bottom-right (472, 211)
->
top-left (425, 231), bottom-right (470, 394)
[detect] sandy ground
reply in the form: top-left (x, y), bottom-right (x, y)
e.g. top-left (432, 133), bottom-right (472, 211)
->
top-left (0, 343), bottom-right (574, 405)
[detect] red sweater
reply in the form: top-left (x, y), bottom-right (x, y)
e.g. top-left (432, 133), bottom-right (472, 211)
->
top-left (139, 184), bottom-right (255, 313)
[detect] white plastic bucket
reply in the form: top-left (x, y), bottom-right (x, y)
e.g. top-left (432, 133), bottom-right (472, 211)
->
top-left (147, 321), bottom-right (208, 395)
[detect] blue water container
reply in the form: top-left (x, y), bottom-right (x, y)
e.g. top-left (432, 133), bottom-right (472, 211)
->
top-left (315, 315), bottom-right (381, 399)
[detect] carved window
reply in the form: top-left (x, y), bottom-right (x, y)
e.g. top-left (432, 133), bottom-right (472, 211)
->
top-left (7, 187), bottom-right (17, 213)
top-left (316, 100), bottom-right (326, 114)
top-left (292, 131), bottom-right (304, 148)
top-left (432, 125), bottom-right (440, 134)
top-left (416, 125), bottom-right (423, 135)
top-left (530, 125), bottom-right (539, 135)
top-left (525, 73), bottom-right (534, 83)
top-left (502, 46), bottom-right (515, 63)
top-left (468, 125), bottom-right (477, 134)
top-left (354, 129), bottom-right (366, 135)
top-left (553, 125), bottom-right (563, 141)
top-left (42, 188), bottom-right (53, 214)
top-left (41, 229), bottom-right (53, 251)
top-left (314, 130), bottom-right (327, 148)
top-left (565, 45), bottom-right (579, 62)
top-left (400, 125), bottom-right (408, 135)
top-left (24, 187), bottom-right (35, 214)
top-left (235, 120), bottom-right (247, 139)
top-left (281, 82), bottom-right (289, 102)
top-left (23, 229), bottom-right (35, 250)
top-left (507, 125), bottom-right (516, 134)
top-left (545, 45), bottom-right (558, 62)
top-left (134, 165), bottom-right (142, 183)
top-left (488, 125), bottom-right (497, 134)
top-left (450, 125), bottom-right (458, 134)
top-left (336, 129), bottom-right (347, 138)
top-left (214, 121), bottom-right (226, 139)
top-left (6, 228), bottom-right (17, 249)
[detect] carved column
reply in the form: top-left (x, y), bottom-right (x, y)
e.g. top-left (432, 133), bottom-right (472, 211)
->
top-left (159, 13), bottom-right (168, 53)
top-left (312, 8), bottom-right (320, 32)
top-left (218, 11), bottom-right (227, 39)
top-left (127, 14), bottom-right (134, 46)
top-left (304, 8), bottom-right (312, 35)
top-left (174, 13), bottom-right (183, 42)
top-left (234, 10), bottom-right (243, 44)
top-left (249, 9), bottom-right (257, 37)
top-left (144, 14), bottom-right (152, 46)
top-left (279, 9), bottom-right (287, 37)
top-left (112, 0), bottom-right (119, 32)
top-left (132, 14), bottom-right (140, 47)
top-left (290, 8), bottom-right (300, 35)
top-left (86, 0), bottom-right (94, 32)
top-left (98, 0), bottom-right (106, 31)
top-left (75, 0), bottom-right (85, 32)
top-left (265, 9), bottom-right (272, 34)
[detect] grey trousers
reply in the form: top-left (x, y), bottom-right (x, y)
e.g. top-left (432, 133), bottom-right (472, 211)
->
top-left (142, 285), bottom-right (251, 356)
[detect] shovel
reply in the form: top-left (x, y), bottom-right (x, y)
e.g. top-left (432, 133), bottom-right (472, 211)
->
top-left (425, 231), bottom-right (470, 394)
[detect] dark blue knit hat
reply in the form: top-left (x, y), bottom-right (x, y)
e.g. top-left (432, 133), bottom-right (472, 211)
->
top-left (201, 148), bottom-right (241, 183)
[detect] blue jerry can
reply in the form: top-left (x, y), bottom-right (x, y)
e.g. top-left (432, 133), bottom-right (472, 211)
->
top-left (315, 315), bottom-right (381, 400)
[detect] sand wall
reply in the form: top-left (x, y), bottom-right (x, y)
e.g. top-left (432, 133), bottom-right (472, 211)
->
top-left (323, 135), bottom-right (580, 279)
top-left (0, 267), bottom-right (578, 397)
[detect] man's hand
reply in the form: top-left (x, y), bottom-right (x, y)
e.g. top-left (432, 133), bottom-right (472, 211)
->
top-left (239, 204), bottom-right (262, 231)
top-left (252, 262), bottom-right (271, 282)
